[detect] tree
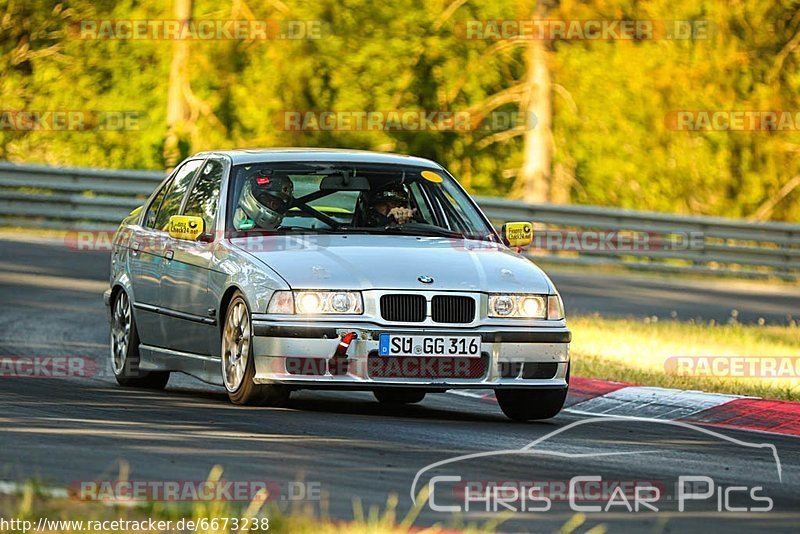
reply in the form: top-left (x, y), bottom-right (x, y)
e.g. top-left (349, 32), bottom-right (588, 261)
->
top-left (516, 34), bottom-right (552, 203)
top-left (163, 0), bottom-right (193, 169)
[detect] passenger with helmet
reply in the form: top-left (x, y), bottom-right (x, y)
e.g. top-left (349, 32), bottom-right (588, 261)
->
top-left (365, 183), bottom-right (418, 226)
top-left (234, 171), bottom-right (294, 230)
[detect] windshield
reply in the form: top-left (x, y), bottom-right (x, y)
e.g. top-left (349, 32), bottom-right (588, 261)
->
top-left (227, 162), bottom-right (497, 240)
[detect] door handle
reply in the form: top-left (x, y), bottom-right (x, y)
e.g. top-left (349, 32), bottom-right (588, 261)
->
top-left (165, 249), bottom-right (174, 261)
top-left (131, 241), bottom-right (141, 256)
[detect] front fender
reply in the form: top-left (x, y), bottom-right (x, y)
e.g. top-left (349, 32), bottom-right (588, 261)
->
top-left (209, 240), bottom-right (290, 316)
top-left (106, 270), bottom-right (133, 322)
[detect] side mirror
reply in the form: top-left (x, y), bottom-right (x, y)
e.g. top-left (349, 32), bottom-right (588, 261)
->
top-left (501, 221), bottom-right (533, 247)
top-left (168, 215), bottom-right (205, 241)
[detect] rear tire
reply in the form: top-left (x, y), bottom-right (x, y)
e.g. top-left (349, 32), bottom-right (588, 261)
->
top-left (495, 388), bottom-right (567, 421)
top-left (110, 289), bottom-right (170, 389)
top-left (222, 292), bottom-right (289, 406)
top-left (373, 388), bottom-right (426, 405)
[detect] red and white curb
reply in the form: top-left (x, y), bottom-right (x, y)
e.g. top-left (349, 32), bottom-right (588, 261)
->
top-left (456, 377), bottom-right (800, 437)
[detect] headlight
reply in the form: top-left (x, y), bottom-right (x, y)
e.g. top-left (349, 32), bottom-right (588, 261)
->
top-left (488, 294), bottom-right (546, 319)
top-left (297, 293), bottom-right (322, 314)
top-left (267, 291), bottom-right (363, 315)
top-left (492, 295), bottom-right (515, 316)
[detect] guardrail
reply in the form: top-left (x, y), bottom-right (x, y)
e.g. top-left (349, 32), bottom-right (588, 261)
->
top-left (478, 198), bottom-right (800, 280)
top-left (1, 161), bottom-right (798, 279)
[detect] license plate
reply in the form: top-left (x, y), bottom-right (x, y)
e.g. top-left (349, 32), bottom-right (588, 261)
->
top-left (378, 334), bottom-right (481, 357)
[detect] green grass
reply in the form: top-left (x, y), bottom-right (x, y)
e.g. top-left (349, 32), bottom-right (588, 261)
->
top-left (0, 481), bottom-right (605, 534)
top-left (570, 315), bottom-right (800, 400)
top-left (0, 473), bottom-right (510, 534)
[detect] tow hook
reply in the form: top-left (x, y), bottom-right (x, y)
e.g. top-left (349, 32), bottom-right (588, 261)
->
top-left (329, 332), bottom-right (358, 375)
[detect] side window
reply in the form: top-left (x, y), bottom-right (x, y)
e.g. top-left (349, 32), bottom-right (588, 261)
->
top-left (439, 180), bottom-right (483, 233)
top-left (183, 159), bottom-right (224, 233)
top-left (407, 182), bottom-right (434, 225)
top-left (153, 160), bottom-right (202, 231)
top-left (143, 179), bottom-right (172, 229)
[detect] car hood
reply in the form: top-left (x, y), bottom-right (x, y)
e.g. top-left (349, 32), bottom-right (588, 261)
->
top-left (232, 234), bottom-right (554, 293)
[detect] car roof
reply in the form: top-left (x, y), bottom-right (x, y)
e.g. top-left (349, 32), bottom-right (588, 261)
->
top-left (192, 148), bottom-right (443, 169)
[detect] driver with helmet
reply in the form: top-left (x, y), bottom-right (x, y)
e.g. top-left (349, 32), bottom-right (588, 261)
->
top-left (234, 171), bottom-right (294, 230)
top-left (365, 183), bottom-right (418, 226)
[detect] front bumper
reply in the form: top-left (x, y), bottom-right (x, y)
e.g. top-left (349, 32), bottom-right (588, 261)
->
top-left (250, 317), bottom-right (570, 390)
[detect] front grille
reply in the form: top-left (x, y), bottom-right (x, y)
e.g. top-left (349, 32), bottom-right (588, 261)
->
top-left (367, 352), bottom-right (489, 379)
top-left (431, 295), bottom-right (475, 324)
top-left (380, 294), bottom-right (426, 322)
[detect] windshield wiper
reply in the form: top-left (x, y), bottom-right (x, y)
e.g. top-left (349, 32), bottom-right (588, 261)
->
top-left (275, 225), bottom-right (338, 233)
top-left (377, 223), bottom-right (465, 239)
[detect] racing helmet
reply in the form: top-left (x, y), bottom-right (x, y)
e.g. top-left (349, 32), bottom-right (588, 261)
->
top-left (369, 183), bottom-right (409, 206)
top-left (239, 172), bottom-right (294, 229)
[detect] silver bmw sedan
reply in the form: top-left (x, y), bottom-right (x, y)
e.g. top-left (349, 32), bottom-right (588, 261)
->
top-left (105, 148), bottom-right (570, 421)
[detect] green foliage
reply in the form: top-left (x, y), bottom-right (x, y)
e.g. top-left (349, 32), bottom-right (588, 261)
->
top-left (0, 0), bottom-right (798, 220)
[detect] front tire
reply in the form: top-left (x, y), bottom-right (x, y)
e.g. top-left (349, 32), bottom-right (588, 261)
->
top-left (495, 388), bottom-right (567, 421)
top-left (373, 388), bottom-right (426, 405)
top-left (221, 292), bottom-right (289, 406)
top-left (110, 289), bottom-right (169, 389)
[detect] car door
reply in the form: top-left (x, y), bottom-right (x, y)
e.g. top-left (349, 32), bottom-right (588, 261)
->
top-left (131, 158), bottom-right (203, 348)
top-left (127, 176), bottom-right (172, 347)
top-left (159, 157), bottom-right (226, 355)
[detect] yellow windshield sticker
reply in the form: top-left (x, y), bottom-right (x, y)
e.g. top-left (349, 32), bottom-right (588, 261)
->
top-left (421, 170), bottom-right (443, 183)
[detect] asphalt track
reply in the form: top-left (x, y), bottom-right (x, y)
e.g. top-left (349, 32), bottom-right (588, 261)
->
top-left (1, 235), bottom-right (799, 532)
